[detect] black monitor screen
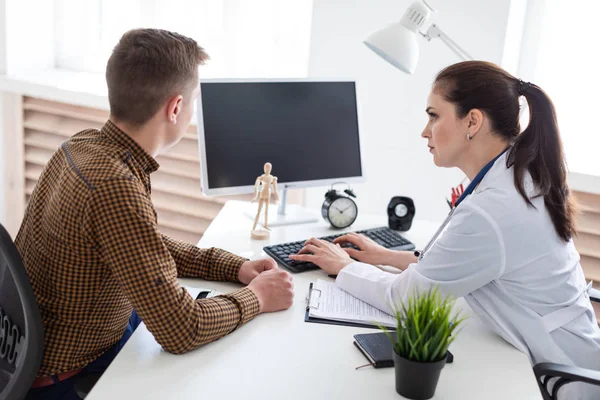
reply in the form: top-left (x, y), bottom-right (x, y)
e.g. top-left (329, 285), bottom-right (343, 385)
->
top-left (199, 81), bottom-right (362, 189)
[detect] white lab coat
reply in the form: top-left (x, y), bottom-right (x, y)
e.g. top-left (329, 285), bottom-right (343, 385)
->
top-left (336, 152), bottom-right (600, 399)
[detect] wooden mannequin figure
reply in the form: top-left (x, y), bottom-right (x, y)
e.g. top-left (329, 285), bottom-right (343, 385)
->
top-left (251, 162), bottom-right (279, 240)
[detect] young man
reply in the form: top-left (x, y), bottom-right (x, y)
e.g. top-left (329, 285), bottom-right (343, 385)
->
top-left (19, 29), bottom-right (294, 400)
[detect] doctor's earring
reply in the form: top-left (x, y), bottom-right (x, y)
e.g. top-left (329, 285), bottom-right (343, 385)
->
top-left (466, 133), bottom-right (472, 140)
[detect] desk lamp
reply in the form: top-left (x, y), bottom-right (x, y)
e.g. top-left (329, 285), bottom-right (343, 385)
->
top-left (364, 0), bottom-right (473, 208)
top-left (363, 0), bottom-right (472, 73)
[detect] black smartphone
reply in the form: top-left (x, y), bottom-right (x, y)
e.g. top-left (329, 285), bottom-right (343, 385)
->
top-left (195, 290), bottom-right (213, 300)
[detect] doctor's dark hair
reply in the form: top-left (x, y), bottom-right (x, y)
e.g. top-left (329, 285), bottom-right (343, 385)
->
top-left (434, 60), bottom-right (576, 242)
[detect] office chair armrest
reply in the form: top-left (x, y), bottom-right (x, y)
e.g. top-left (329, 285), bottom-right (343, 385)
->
top-left (534, 362), bottom-right (600, 399)
top-left (534, 362), bottom-right (600, 386)
top-left (589, 288), bottom-right (600, 303)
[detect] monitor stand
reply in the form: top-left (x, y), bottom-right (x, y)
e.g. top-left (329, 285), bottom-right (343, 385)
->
top-left (243, 188), bottom-right (320, 227)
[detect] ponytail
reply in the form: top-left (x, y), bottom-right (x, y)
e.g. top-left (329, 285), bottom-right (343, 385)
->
top-left (435, 61), bottom-right (576, 242)
top-left (507, 81), bottom-right (576, 242)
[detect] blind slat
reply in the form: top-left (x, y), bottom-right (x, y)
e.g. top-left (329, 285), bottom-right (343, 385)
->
top-left (25, 147), bottom-right (54, 166)
top-left (24, 111), bottom-right (102, 138)
top-left (165, 136), bottom-right (200, 161)
top-left (24, 138), bottom-right (61, 152)
top-left (152, 192), bottom-right (220, 221)
top-left (581, 255), bottom-right (600, 283)
top-left (155, 157), bottom-right (200, 180)
top-left (156, 208), bottom-right (211, 234)
top-left (25, 179), bottom-right (36, 195)
top-left (574, 232), bottom-right (600, 259)
top-left (574, 191), bottom-right (600, 213)
top-left (158, 226), bottom-right (201, 245)
top-left (24, 96), bottom-right (109, 124)
top-left (25, 130), bottom-right (68, 146)
top-left (577, 210), bottom-right (600, 236)
top-left (25, 163), bottom-right (44, 178)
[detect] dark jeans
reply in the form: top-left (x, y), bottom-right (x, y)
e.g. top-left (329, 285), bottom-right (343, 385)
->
top-left (25, 311), bottom-right (142, 400)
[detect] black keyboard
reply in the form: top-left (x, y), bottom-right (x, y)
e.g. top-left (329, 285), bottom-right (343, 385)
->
top-left (263, 226), bottom-right (415, 273)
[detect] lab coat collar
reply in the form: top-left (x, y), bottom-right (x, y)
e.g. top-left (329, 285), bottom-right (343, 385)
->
top-left (472, 150), bottom-right (511, 195)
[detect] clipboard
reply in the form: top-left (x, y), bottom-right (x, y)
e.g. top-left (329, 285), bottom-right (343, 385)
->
top-left (304, 282), bottom-right (394, 330)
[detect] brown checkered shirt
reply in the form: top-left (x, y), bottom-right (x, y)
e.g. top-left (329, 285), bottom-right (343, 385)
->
top-left (16, 120), bottom-right (260, 376)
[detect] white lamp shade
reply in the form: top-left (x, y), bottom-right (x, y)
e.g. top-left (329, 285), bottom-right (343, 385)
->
top-left (364, 22), bottom-right (419, 74)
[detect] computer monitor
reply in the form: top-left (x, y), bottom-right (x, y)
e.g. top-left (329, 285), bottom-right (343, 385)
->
top-left (196, 78), bottom-right (364, 225)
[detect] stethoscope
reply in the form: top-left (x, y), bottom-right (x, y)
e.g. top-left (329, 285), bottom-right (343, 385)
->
top-left (415, 148), bottom-right (509, 261)
top-left (416, 207), bottom-right (458, 261)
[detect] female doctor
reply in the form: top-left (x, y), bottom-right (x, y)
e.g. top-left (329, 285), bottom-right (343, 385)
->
top-left (290, 61), bottom-right (600, 399)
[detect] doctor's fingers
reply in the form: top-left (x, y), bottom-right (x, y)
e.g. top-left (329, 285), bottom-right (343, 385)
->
top-left (334, 232), bottom-right (366, 245)
top-left (304, 237), bottom-right (325, 247)
top-left (332, 234), bottom-right (354, 245)
top-left (335, 233), bottom-right (370, 247)
top-left (289, 253), bottom-right (321, 265)
top-left (297, 244), bottom-right (319, 255)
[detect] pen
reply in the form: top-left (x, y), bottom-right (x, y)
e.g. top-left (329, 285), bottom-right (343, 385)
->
top-left (305, 283), bottom-right (314, 311)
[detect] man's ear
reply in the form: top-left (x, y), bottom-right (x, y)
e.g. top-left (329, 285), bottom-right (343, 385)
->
top-left (466, 108), bottom-right (484, 138)
top-left (167, 95), bottom-right (183, 124)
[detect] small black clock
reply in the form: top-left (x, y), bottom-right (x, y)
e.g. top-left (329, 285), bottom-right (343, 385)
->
top-left (322, 183), bottom-right (358, 229)
top-left (387, 196), bottom-right (415, 232)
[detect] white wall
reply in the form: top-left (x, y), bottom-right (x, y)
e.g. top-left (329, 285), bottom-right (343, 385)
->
top-left (4, 0), bottom-right (54, 74)
top-left (0, 0), bottom-right (54, 227)
top-left (0, 0), bottom-right (6, 226)
top-left (305, 0), bottom-right (512, 224)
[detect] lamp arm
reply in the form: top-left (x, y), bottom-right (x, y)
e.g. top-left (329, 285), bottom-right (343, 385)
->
top-left (421, 24), bottom-right (473, 61)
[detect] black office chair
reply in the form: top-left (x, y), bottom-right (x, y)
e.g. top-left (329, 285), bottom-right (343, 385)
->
top-left (533, 288), bottom-right (600, 400)
top-left (0, 223), bottom-right (44, 400)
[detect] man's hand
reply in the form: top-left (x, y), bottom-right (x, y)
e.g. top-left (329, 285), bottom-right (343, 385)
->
top-left (289, 238), bottom-right (354, 276)
top-left (247, 269), bottom-right (294, 312)
top-left (238, 258), bottom-right (278, 284)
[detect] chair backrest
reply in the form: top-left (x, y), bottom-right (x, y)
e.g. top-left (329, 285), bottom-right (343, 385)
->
top-left (0, 223), bottom-right (43, 400)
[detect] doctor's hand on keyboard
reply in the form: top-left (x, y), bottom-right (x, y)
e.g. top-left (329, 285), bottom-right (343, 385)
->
top-left (265, 227), bottom-right (416, 274)
top-left (332, 233), bottom-right (396, 266)
top-left (333, 233), bottom-right (418, 271)
top-left (289, 237), bottom-right (355, 276)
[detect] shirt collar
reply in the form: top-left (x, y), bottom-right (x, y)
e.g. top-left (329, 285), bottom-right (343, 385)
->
top-left (101, 120), bottom-right (160, 174)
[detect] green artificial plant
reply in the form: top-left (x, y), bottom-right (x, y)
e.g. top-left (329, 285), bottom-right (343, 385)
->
top-left (382, 286), bottom-right (467, 362)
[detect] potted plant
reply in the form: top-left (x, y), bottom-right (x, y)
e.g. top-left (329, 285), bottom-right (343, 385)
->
top-left (381, 286), bottom-right (467, 400)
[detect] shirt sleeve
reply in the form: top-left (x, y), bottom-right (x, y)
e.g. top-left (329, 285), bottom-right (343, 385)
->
top-left (85, 178), bottom-right (260, 354)
top-left (160, 234), bottom-right (247, 281)
top-left (336, 202), bottom-right (506, 315)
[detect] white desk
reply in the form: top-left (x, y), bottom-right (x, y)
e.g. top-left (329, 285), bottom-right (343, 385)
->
top-left (87, 200), bottom-right (541, 400)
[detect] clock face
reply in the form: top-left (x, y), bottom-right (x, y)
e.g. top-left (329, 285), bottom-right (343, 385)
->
top-left (394, 204), bottom-right (408, 217)
top-left (328, 197), bottom-right (357, 228)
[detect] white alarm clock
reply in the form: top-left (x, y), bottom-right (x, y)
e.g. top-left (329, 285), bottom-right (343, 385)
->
top-left (321, 183), bottom-right (358, 229)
